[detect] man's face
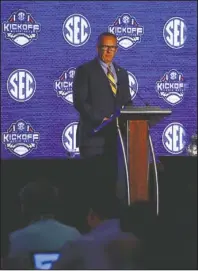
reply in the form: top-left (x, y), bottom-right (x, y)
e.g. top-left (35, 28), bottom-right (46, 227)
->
top-left (97, 35), bottom-right (118, 64)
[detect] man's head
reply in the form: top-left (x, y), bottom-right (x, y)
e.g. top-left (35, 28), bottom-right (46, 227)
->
top-left (97, 32), bottom-right (118, 65)
top-left (86, 193), bottom-right (120, 229)
top-left (19, 179), bottom-right (58, 221)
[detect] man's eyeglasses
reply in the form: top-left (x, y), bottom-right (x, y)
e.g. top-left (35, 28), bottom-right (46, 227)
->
top-left (100, 45), bottom-right (118, 51)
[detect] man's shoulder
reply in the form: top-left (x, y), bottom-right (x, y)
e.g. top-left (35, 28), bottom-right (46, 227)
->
top-left (10, 221), bottom-right (46, 239)
top-left (53, 220), bottom-right (81, 236)
top-left (10, 226), bottom-right (31, 242)
top-left (10, 220), bottom-right (80, 240)
top-left (113, 62), bottom-right (128, 74)
top-left (76, 58), bottom-right (97, 71)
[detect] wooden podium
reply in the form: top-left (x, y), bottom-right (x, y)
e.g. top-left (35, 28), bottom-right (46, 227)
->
top-left (119, 106), bottom-right (172, 204)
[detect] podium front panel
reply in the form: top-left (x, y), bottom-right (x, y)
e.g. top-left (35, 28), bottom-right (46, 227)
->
top-left (127, 120), bottom-right (149, 202)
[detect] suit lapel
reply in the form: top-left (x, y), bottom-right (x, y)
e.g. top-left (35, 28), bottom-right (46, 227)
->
top-left (113, 62), bottom-right (122, 98)
top-left (113, 62), bottom-right (121, 84)
top-left (93, 57), bottom-right (106, 76)
top-left (93, 58), bottom-right (115, 97)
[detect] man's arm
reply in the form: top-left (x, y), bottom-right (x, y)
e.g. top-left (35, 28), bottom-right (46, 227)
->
top-left (73, 65), bottom-right (104, 124)
top-left (52, 241), bottom-right (78, 270)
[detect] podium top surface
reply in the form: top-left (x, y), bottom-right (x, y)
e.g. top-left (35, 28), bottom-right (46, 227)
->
top-left (120, 106), bottom-right (172, 125)
top-left (120, 106), bottom-right (172, 115)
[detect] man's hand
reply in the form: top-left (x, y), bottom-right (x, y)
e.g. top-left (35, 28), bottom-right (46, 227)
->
top-left (102, 117), bottom-right (109, 123)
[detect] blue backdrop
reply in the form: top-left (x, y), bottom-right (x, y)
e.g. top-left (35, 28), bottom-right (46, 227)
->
top-left (1, 1), bottom-right (197, 159)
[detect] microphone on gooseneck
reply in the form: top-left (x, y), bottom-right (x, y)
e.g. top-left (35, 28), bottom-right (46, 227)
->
top-left (133, 88), bottom-right (150, 107)
top-left (117, 80), bottom-right (150, 107)
top-left (116, 65), bottom-right (150, 107)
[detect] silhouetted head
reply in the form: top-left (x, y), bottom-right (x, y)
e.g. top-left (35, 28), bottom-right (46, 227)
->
top-left (19, 179), bottom-right (58, 222)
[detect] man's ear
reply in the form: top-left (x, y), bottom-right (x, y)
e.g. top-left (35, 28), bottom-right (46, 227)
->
top-left (96, 45), bottom-right (100, 54)
top-left (89, 208), bottom-right (99, 222)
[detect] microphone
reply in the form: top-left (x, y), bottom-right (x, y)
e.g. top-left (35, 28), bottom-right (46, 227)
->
top-left (116, 81), bottom-right (150, 107)
top-left (116, 65), bottom-right (149, 106)
top-left (133, 88), bottom-right (150, 107)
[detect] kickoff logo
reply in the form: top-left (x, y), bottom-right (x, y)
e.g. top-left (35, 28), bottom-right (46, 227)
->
top-left (2, 9), bottom-right (41, 47)
top-left (162, 122), bottom-right (188, 155)
top-left (1, 119), bottom-right (40, 157)
top-left (54, 68), bottom-right (76, 105)
top-left (7, 69), bottom-right (36, 102)
top-left (163, 17), bottom-right (187, 49)
top-left (62, 122), bottom-right (80, 158)
top-left (108, 13), bottom-right (144, 50)
top-left (62, 14), bottom-right (91, 46)
top-left (155, 69), bottom-right (186, 105)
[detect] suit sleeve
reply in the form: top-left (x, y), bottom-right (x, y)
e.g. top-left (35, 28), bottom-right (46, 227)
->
top-left (73, 65), bottom-right (103, 124)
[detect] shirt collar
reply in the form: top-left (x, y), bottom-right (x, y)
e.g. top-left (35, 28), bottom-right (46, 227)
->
top-left (98, 57), bottom-right (114, 69)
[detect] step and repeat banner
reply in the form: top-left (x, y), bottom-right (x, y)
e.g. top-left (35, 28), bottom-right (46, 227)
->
top-left (1, 1), bottom-right (197, 159)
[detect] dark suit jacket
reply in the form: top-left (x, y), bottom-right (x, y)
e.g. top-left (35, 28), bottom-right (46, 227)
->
top-left (73, 57), bottom-right (131, 157)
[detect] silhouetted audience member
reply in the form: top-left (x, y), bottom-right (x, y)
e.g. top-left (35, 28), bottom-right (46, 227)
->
top-left (120, 201), bottom-right (160, 269)
top-left (1, 220), bottom-right (10, 269)
top-left (1, 218), bottom-right (24, 269)
top-left (52, 194), bottom-right (140, 269)
top-left (8, 180), bottom-right (81, 267)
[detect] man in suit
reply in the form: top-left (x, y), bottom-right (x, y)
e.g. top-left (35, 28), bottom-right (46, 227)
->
top-left (52, 194), bottom-right (140, 270)
top-left (73, 32), bottom-right (131, 196)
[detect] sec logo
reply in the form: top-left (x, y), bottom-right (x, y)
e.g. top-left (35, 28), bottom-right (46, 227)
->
top-left (7, 69), bottom-right (36, 102)
top-left (163, 17), bottom-right (187, 49)
top-left (62, 122), bottom-right (80, 157)
top-left (62, 14), bottom-right (91, 46)
top-left (162, 122), bottom-right (187, 154)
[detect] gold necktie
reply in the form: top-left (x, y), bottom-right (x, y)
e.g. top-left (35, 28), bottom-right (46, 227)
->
top-left (107, 66), bottom-right (117, 96)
